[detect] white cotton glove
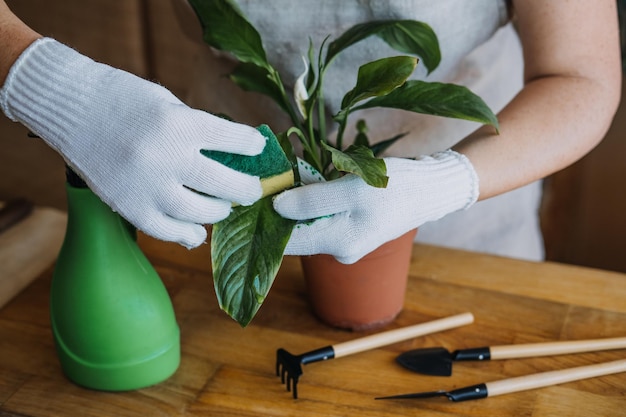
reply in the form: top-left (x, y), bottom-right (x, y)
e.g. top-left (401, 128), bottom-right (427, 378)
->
top-left (0, 38), bottom-right (266, 248)
top-left (273, 150), bottom-right (479, 264)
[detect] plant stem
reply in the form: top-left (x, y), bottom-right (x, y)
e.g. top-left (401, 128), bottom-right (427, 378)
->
top-left (316, 90), bottom-right (330, 173)
top-left (305, 109), bottom-right (323, 173)
top-left (268, 67), bottom-right (327, 173)
top-left (335, 110), bottom-right (349, 152)
top-left (269, 68), bottom-right (302, 131)
top-left (316, 62), bottom-right (334, 174)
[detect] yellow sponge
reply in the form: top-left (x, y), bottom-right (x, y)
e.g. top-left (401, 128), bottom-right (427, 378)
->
top-left (201, 124), bottom-right (294, 197)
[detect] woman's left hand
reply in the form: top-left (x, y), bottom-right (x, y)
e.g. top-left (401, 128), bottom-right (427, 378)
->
top-left (273, 151), bottom-right (479, 264)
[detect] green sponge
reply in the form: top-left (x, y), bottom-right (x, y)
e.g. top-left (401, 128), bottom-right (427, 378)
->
top-left (201, 124), bottom-right (294, 197)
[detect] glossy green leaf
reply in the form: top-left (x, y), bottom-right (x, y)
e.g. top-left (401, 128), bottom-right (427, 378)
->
top-left (377, 21), bottom-right (441, 73)
top-left (187, 0), bottom-right (269, 69)
top-left (305, 40), bottom-right (317, 91)
top-left (341, 56), bottom-right (417, 109)
top-left (276, 130), bottom-right (298, 167)
top-left (211, 197), bottom-right (296, 327)
top-left (353, 80), bottom-right (499, 130)
top-left (322, 143), bottom-right (388, 188)
top-left (326, 20), bottom-right (441, 73)
top-left (370, 132), bottom-right (408, 156)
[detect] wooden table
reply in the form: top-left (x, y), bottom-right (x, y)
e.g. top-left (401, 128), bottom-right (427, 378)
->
top-left (1, 236), bottom-right (625, 416)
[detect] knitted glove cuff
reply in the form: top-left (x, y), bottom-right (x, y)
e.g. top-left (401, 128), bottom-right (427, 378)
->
top-left (1, 38), bottom-right (95, 139)
top-left (429, 149), bottom-right (480, 211)
top-left (384, 149), bottom-right (480, 227)
top-left (0, 38), bottom-right (179, 153)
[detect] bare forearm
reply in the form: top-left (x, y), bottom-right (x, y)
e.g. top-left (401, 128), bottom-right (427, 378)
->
top-left (0, 0), bottom-right (41, 86)
top-left (456, 73), bottom-right (621, 200)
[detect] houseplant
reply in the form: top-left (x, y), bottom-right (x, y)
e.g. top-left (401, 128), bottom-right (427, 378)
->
top-left (188, 0), bottom-right (498, 328)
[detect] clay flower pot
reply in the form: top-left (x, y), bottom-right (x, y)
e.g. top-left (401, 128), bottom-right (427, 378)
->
top-left (300, 228), bottom-right (417, 331)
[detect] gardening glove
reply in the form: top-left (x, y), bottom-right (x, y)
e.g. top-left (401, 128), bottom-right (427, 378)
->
top-left (0, 38), bottom-right (265, 249)
top-left (273, 150), bottom-right (479, 264)
top-left (294, 157), bottom-right (327, 185)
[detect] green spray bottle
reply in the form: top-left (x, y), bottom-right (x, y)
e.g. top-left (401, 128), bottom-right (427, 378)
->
top-left (50, 167), bottom-right (180, 390)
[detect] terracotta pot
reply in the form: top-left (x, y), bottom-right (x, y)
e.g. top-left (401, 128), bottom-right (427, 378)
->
top-left (300, 228), bottom-right (417, 331)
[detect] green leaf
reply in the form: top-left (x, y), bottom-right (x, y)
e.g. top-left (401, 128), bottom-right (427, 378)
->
top-left (326, 20), bottom-right (440, 73)
top-left (211, 197), bottom-right (296, 327)
top-left (377, 21), bottom-right (441, 73)
top-left (277, 130), bottom-right (298, 167)
top-left (229, 63), bottom-right (290, 113)
top-left (341, 56), bottom-right (417, 109)
top-left (322, 143), bottom-right (388, 188)
top-left (353, 80), bottom-right (499, 130)
top-left (370, 132), bottom-right (408, 156)
top-left (306, 40), bottom-right (317, 91)
top-left (187, 0), bottom-right (269, 69)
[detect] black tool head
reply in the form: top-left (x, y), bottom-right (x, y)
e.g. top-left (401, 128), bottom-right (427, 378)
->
top-left (376, 383), bottom-right (488, 402)
top-left (276, 348), bottom-right (303, 399)
top-left (395, 347), bottom-right (454, 376)
top-left (376, 389), bottom-right (449, 400)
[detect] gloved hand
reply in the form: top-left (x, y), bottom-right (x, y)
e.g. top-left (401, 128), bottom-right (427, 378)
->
top-left (0, 38), bottom-right (265, 248)
top-left (273, 150), bottom-right (479, 264)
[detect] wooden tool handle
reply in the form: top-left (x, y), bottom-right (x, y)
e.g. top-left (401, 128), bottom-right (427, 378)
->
top-left (486, 358), bottom-right (626, 397)
top-left (491, 337), bottom-right (626, 360)
top-left (332, 312), bottom-right (474, 358)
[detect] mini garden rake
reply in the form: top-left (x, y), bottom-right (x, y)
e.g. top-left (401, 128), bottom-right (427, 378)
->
top-left (275, 312), bottom-right (474, 399)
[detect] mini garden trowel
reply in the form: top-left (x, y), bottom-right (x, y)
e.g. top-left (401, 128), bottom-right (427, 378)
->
top-left (396, 336), bottom-right (626, 376)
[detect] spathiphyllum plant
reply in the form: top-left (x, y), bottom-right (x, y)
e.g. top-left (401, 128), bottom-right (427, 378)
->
top-left (188, 0), bottom-right (499, 327)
